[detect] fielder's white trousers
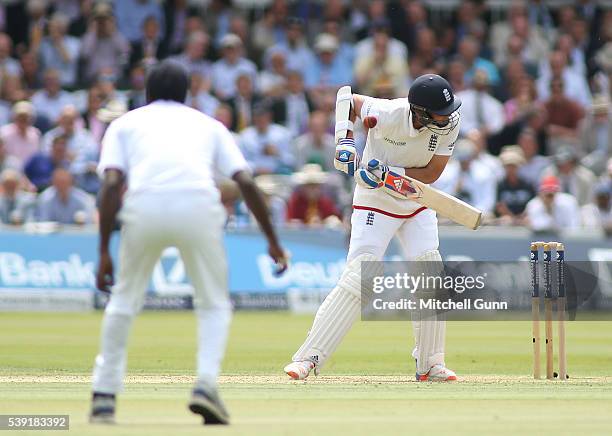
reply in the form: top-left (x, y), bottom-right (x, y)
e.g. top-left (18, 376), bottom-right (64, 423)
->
top-left (92, 191), bottom-right (231, 394)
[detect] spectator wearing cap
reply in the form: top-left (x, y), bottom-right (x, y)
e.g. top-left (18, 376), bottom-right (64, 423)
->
top-left (79, 3), bottom-right (130, 84)
top-left (265, 18), bottom-right (315, 74)
top-left (204, 0), bottom-right (237, 48)
top-left (210, 33), bottom-right (257, 100)
top-left (128, 15), bottom-right (168, 70)
top-left (525, 175), bottom-right (581, 232)
top-left (0, 168), bottom-right (36, 225)
top-left (457, 36), bottom-right (500, 88)
top-left (287, 164), bottom-right (341, 226)
top-left (239, 102), bottom-right (293, 175)
top-left (293, 111), bottom-right (335, 171)
top-left (30, 69), bottom-right (74, 126)
top-left (0, 102), bottom-right (41, 168)
top-left (537, 51), bottom-right (591, 108)
top-left (225, 73), bottom-right (262, 132)
top-left (24, 133), bottom-right (70, 192)
top-left (543, 146), bottom-right (596, 207)
top-left (115, 0), bottom-right (165, 44)
top-left (97, 99), bottom-right (127, 125)
top-left (581, 182), bottom-right (612, 236)
top-left (517, 128), bottom-right (550, 189)
top-left (37, 13), bottom-right (81, 88)
top-left (495, 147), bottom-right (534, 225)
top-left (270, 70), bottom-right (313, 138)
top-left (456, 69), bottom-right (504, 137)
top-left (258, 48), bottom-right (288, 98)
top-left (168, 31), bottom-right (211, 80)
top-left (36, 167), bottom-right (95, 224)
top-left (434, 139), bottom-right (497, 216)
top-left (579, 96), bottom-right (612, 175)
top-left (0, 33), bottom-right (21, 79)
top-left (304, 33), bottom-right (353, 92)
top-left (543, 78), bottom-right (585, 147)
top-left (354, 22), bottom-right (408, 97)
top-left (185, 71), bottom-right (219, 117)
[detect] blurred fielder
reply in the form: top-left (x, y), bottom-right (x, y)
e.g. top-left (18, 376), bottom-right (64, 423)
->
top-left (284, 74), bottom-right (461, 381)
top-left (90, 60), bottom-right (287, 425)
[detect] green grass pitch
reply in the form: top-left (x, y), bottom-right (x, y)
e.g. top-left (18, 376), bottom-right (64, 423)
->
top-left (1, 311), bottom-right (611, 435)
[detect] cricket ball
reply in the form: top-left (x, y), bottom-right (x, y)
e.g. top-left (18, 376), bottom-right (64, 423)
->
top-left (363, 116), bottom-right (377, 129)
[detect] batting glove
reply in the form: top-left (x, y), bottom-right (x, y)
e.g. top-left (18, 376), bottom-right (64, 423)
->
top-left (334, 138), bottom-right (360, 177)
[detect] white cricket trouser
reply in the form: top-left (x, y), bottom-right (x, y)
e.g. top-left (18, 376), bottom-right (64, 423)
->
top-left (292, 206), bottom-right (444, 370)
top-left (92, 191), bottom-right (231, 394)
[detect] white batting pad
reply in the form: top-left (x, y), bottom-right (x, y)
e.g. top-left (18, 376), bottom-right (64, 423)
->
top-left (410, 250), bottom-right (447, 374)
top-left (292, 253), bottom-right (377, 369)
top-left (335, 85), bottom-right (353, 143)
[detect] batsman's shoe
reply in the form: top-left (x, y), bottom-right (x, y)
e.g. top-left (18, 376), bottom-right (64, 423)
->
top-left (284, 360), bottom-right (315, 380)
top-left (89, 393), bottom-right (116, 424)
top-left (188, 388), bottom-right (230, 425)
top-left (416, 364), bottom-right (457, 382)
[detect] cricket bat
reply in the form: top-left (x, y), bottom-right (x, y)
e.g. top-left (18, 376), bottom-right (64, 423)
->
top-left (369, 167), bottom-right (483, 230)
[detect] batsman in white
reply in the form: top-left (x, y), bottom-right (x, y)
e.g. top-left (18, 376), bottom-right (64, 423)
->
top-left (284, 74), bottom-right (461, 381)
top-left (89, 61), bottom-right (287, 425)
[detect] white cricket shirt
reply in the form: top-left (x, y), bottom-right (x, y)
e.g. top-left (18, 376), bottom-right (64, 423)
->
top-left (355, 97), bottom-right (460, 217)
top-left (98, 100), bottom-right (249, 204)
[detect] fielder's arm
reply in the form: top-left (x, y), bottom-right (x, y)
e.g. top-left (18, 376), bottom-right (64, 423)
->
top-left (96, 168), bottom-right (125, 292)
top-left (233, 170), bottom-right (288, 275)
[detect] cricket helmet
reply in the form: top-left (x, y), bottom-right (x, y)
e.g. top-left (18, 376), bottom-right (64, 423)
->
top-left (408, 74), bottom-right (461, 135)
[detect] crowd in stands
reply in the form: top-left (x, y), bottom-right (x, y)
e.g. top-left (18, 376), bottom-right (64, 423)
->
top-left (0, 0), bottom-right (611, 237)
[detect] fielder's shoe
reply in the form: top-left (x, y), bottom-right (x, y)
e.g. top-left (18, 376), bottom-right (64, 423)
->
top-left (416, 364), bottom-right (457, 382)
top-left (284, 360), bottom-right (316, 380)
top-left (188, 387), bottom-right (230, 425)
top-left (89, 393), bottom-right (116, 424)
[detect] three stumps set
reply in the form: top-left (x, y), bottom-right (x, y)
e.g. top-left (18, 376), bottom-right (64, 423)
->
top-left (530, 241), bottom-right (568, 380)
